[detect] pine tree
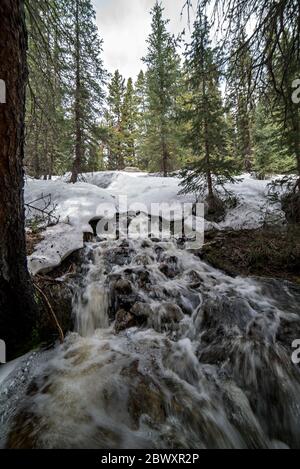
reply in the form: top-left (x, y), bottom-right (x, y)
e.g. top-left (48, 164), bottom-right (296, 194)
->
top-left (134, 70), bottom-right (148, 169)
top-left (25, 0), bottom-right (67, 179)
top-left (105, 70), bottom-right (126, 170)
top-left (253, 102), bottom-right (294, 178)
top-left (0, 0), bottom-right (38, 359)
top-left (226, 30), bottom-right (254, 172)
top-left (179, 8), bottom-right (235, 210)
top-left (65, 0), bottom-right (106, 183)
top-left (122, 78), bottom-right (138, 167)
top-left (143, 2), bottom-right (183, 176)
top-left (271, 35), bottom-right (300, 190)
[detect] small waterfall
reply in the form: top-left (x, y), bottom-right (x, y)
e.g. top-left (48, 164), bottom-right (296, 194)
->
top-left (1, 236), bottom-right (300, 449)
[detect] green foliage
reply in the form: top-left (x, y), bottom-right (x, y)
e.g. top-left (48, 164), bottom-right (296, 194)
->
top-left (179, 8), bottom-right (237, 199)
top-left (24, 0), bottom-right (106, 179)
top-left (24, 0), bottom-right (299, 196)
top-left (122, 78), bottom-right (139, 167)
top-left (226, 30), bottom-right (254, 172)
top-left (142, 2), bottom-right (184, 175)
top-left (105, 70), bottom-right (126, 170)
top-left (253, 103), bottom-right (294, 178)
top-left (134, 70), bottom-right (148, 169)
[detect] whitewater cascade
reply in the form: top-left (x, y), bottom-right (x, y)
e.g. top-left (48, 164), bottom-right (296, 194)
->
top-left (1, 236), bottom-right (300, 449)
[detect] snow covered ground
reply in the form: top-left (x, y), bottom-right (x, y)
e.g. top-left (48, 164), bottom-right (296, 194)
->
top-left (25, 172), bottom-right (284, 275)
top-left (25, 180), bottom-right (115, 274)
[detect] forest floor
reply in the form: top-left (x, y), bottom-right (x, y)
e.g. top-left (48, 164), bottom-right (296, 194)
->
top-left (26, 229), bottom-right (44, 256)
top-left (201, 225), bottom-right (300, 284)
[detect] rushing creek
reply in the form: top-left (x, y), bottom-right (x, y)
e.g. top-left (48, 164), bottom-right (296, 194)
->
top-left (1, 236), bottom-right (300, 449)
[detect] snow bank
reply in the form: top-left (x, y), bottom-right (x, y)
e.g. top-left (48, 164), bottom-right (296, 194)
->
top-left (25, 172), bottom-right (284, 275)
top-left (219, 175), bottom-right (284, 230)
top-left (25, 180), bottom-right (116, 274)
top-left (83, 171), bottom-right (284, 229)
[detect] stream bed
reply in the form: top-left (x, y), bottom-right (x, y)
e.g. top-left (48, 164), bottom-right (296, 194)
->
top-left (1, 237), bottom-right (300, 449)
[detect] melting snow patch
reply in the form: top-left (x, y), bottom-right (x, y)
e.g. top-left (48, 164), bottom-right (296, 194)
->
top-left (25, 172), bottom-right (284, 274)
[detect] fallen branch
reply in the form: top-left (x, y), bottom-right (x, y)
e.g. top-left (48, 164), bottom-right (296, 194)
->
top-left (25, 193), bottom-right (60, 226)
top-left (34, 282), bottom-right (64, 343)
top-left (35, 274), bottom-right (65, 284)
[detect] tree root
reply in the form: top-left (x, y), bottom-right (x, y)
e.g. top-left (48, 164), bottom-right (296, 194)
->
top-left (34, 282), bottom-right (64, 343)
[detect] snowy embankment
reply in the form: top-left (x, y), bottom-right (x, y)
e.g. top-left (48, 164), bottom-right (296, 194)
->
top-left (25, 172), bottom-right (284, 275)
top-left (25, 180), bottom-right (115, 275)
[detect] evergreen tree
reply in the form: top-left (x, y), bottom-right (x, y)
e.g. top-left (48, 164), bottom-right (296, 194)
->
top-left (122, 78), bottom-right (138, 167)
top-left (270, 35), bottom-right (300, 189)
top-left (65, 0), bottom-right (106, 182)
top-left (0, 0), bottom-right (38, 359)
top-left (253, 104), bottom-right (295, 179)
top-left (134, 70), bottom-right (148, 169)
top-left (24, 0), bottom-right (106, 181)
top-left (25, 0), bottom-right (67, 178)
top-left (143, 2), bottom-right (183, 176)
top-left (180, 9), bottom-right (235, 208)
top-left (105, 70), bottom-right (126, 170)
top-left (226, 30), bottom-right (254, 172)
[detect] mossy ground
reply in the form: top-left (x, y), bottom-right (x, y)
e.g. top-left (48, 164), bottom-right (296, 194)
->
top-left (201, 225), bottom-right (300, 284)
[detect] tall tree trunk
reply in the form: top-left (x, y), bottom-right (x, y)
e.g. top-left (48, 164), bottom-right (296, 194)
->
top-left (203, 81), bottom-right (214, 200)
top-left (243, 119), bottom-right (253, 172)
top-left (162, 141), bottom-right (169, 178)
top-left (0, 0), bottom-right (38, 360)
top-left (204, 109), bottom-right (213, 197)
top-left (70, 0), bottom-right (82, 184)
top-left (292, 111), bottom-right (300, 191)
top-left (33, 120), bottom-right (40, 178)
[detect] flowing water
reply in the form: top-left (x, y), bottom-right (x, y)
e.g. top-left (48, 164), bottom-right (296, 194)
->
top-left (1, 236), bottom-right (300, 449)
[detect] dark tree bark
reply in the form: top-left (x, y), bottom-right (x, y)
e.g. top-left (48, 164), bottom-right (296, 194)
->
top-left (162, 138), bottom-right (169, 178)
top-left (0, 0), bottom-right (38, 360)
top-left (70, 0), bottom-right (83, 184)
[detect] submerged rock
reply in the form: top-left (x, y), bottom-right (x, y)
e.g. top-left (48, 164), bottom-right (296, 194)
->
top-left (115, 310), bottom-right (137, 333)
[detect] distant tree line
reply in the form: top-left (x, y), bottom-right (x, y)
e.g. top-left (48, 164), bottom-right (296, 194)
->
top-left (24, 1), bottom-right (299, 197)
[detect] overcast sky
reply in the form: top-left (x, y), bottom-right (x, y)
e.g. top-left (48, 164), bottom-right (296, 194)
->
top-left (93, 0), bottom-right (195, 80)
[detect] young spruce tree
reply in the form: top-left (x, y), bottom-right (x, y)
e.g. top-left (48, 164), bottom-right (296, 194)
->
top-left (122, 78), bottom-right (139, 167)
top-left (105, 70), bottom-right (126, 170)
top-left (180, 9), bottom-right (235, 212)
top-left (134, 70), bottom-right (148, 169)
top-left (143, 2), bottom-right (182, 176)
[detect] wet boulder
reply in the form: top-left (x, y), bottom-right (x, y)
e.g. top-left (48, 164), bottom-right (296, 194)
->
top-left (133, 253), bottom-right (154, 266)
top-left (124, 267), bottom-right (152, 290)
top-left (159, 256), bottom-right (181, 279)
top-left (159, 303), bottom-right (184, 324)
top-left (104, 240), bottom-right (135, 267)
top-left (130, 302), bottom-right (152, 322)
top-left (121, 360), bottom-right (166, 430)
top-left (148, 302), bottom-right (185, 334)
top-left (110, 278), bottom-right (138, 314)
top-left (115, 310), bottom-right (137, 333)
top-left (114, 279), bottom-right (133, 295)
top-left (154, 245), bottom-right (166, 261)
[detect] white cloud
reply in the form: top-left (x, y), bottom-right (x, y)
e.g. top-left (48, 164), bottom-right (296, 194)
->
top-left (93, 0), bottom-right (194, 80)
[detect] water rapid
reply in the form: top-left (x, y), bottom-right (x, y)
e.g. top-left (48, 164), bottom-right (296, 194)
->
top-left (1, 237), bottom-right (300, 449)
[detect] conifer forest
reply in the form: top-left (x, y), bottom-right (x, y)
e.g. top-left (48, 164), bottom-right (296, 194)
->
top-left (0, 0), bottom-right (300, 454)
